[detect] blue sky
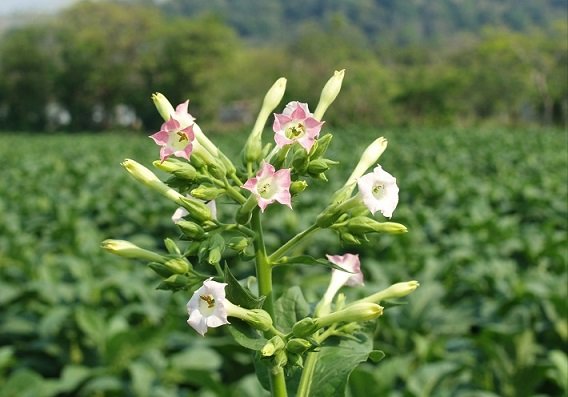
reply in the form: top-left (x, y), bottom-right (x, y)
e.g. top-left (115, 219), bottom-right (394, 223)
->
top-left (0, 0), bottom-right (77, 16)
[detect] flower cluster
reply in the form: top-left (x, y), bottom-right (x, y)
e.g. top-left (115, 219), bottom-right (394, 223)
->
top-left (103, 70), bottom-right (420, 396)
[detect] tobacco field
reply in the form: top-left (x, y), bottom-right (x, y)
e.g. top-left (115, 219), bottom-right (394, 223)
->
top-left (0, 127), bottom-right (566, 396)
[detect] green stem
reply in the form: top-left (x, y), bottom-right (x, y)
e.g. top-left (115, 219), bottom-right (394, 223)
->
top-left (250, 209), bottom-right (287, 397)
top-left (268, 224), bottom-right (320, 263)
top-left (224, 179), bottom-right (247, 204)
top-left (271, 367), bottom-right (288, 397)
top-left (297, 351), bottom-right (319, 397)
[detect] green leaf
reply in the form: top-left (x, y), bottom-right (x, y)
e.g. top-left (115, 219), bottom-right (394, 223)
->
top-left (227, 319), bottom-right (268, 351)
top-left (273, 255), bottom-right (350, 272)
top-left (224, 265), bottom-right (265, 309)
top-left (368, 350), bottom-right (386, 363)
top-left (307, 323), bottom-right (374, 397)
top-left (75, 307), bottom-right (106, 349)
top-left (170, 347), bottom-right (222, 371)
top-left (273, 286), bottom-right (311, 332)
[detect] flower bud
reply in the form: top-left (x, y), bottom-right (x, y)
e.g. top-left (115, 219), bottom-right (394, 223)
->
top-left (152, 92), bottom-right (175, 122)
top-left (225, 301), bottom-right (273, 332)
top-left (101, 239), bottom-right (165, 263)
top-left (292, 317), bottom-right (319, 338)
top-left (153, 158), bottom-right (198, 180)
top-left (190, 185), bottom-right (225, 201)
top-left (341, 217), bottom-right (408, 235)
top-left (287, 352), bottom-right (303, 368)
top-left (314, 69), bottom-right (345, 120)
top-left (357, 281), bottom-right (420, 304)
top-left (261, 336), bottom-right (286, 357)
top-left (164, 238), bottom-right (181, 255)
top-left (179, 196), bottom-right (213, 222)
top-left (308, 159), bottom-right (338, 175)
top-left (148, 262), bottom-right (174, 278)
top-left (316, 303), bottom-right (383, 328)
top-left (263, 77), bottom-right (287, 114)
top-left (122, 159), bottom-right (187, 205)
top-left (156, 274), bottom-right (194, 291)
top-left (309, 133), bottom-right (333, 159)
top-left (176, 220), bottom-right (206, 240)
top-left (286, 338), bottom-right (312, 354)
top-left (227, 237), bottom-right (249, 253)
top-left (345, 137), bottom-right (388, 187)
top-left (315, 205), bottom-right (342, 228)
top-left (164, 258), bottom-right (190, 274)
top-left (206, 234), bottom-right (225, 265)
top-left (244, 78), bottom-right (287, 163)
top-left (290, 180), bottom-right (308, 196)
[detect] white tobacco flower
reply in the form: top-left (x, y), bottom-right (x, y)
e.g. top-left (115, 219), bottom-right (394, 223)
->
top-left (357, 165), bottom-right (399, 218)
top-left (317, 253), bottom-right (364, 316)
top-left (186, 278), bottom-right (230, 336)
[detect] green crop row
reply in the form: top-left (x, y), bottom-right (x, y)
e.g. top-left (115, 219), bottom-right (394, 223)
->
top-left (0, 128), bottom-right (566, 396)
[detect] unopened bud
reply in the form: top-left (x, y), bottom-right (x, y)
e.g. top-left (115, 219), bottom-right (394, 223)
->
top-left (122, 159), bottom-right (186, 205)
top-left (345, 137), bottom-right (388, 188)
top-left (156, 274), bottom-right (193, 291)
top-left (190, 185), bottom-right (225, 201)
top-left (206, 234), bottom-right (225, 265)
top-left (148, 262), bottom-right (174, 278)
top-left (286, 338), bottom-right (312, 354)
top-left (316, 303), bottom-right (383, 328)
top-left (273, 350), bottom-right (288, 371)
top-left (290, 180), bottom-right (308, 196)
top-left (292, 317), bottom-right (319, 338)
top-left (314, 69), bottom-right (345, 120)
top-left (176, 220), bottom-right (206, 240)
top-left (179, 196), bottom-right (213, 222)
top-left (342, 217), bottom-right (408, 235)
top-left (227, 237), bottom-right (249, 253)
top-left (357, 281), bottom-right (420, 304)
top-left (164, 258), bottom-right (190, 274)
top-left (309, 133), bottom-right (333, 159)
top-left (164, 238), bottom-right (181, 255)
top-left (101, 239), bottom-right (165, 263)
top-left (152, 92), bottom-right (175, 121)
top-left (261, 336), bottom-right (286, 357)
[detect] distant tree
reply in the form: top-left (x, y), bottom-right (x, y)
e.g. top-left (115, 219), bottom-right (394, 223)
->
top-left (0, 26), bottom-right (58, 130)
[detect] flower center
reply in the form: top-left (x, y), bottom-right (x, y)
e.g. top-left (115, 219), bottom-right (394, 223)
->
top-left (372, 183), bottom-right (385, 199)
top-left (177, 131), bottom-right (189, 142)
top-left (257, 178), bottom-right (276, 199)
top-left (285, 123), bottom-right (305, 139)
top-left (199, 294), bottom-right (216, 315)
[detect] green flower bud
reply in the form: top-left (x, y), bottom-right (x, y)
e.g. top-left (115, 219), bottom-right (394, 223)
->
top-left (292, 149), bottom-right (309, 173)
top-left (179, 196), bottom-right (213, 222)
top-left (153, 158), bottom-right (198, 181)
top-left (101, 239), bottom-right (165, 263)
top-left (206, 234), bottom-right (225, 265)
top-left (286, 338), bottom-right (312, 354)
top-left (290, 180), bottom-right (308, 196)
top-left (190, 185), bottom-right (225, 201)
top-left (356, 281), bottom-right (420, 304)
top-left (152, 92), bottom-right (175, 121)
top-left (314, 69), bottom-right (345, 120)
top-left (236, 196), bottom-right (257, 224)
top-left (309, 133), bottom-right (333, 159)
top-left (339, 232), bottom-right (361, 245)
top-left (177, 220), bottom-right (206, 240)
top-left (156, 274), bottom-right (193, 291)
top-left (316, 303), bottom-right (383, 328)
top-left (164, 258), bottom-right (190, 274)
top-left (341, 217), bottom-right (408, 235)
top-left (287, 352), bottom-right (303, 368)
top-left (148, 262), bottom-right (174, 278)
top-left (261, 336), bottom-right (286, 357)
top-left (164, 238), bottom-right (181, 256)
top-left (292, 317), bottom-right (319, 338)
top-left (227, 237), bottom-right (250, 253)
top-left (307, 159), bottom-right (338, 175)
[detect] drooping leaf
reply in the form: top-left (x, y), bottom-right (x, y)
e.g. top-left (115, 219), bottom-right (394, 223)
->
top-left (273, 255), bottom-right (350, 272)
top-left (273, 286), bottom-right (311, 332)
top-left (224, 265), bottom-right (265, 309)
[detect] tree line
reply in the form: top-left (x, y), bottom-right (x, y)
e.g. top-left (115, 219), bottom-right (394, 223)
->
top-left (0, 1), bottom-right (566, 132)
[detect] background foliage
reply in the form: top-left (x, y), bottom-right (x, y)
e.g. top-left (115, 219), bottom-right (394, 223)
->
top-left (0, 0), bottom-right (566, 131)
top-left (0, 127), bottom-right (566, 396)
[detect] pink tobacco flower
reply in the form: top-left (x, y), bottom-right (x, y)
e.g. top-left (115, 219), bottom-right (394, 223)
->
top-left (273, 101), bottom-right (324, 152)
top-left (357, 165), bottom-right (399, 218)
top-left (150, 100), bottom-right (196, 162)
top-left (317, 253), bottom-right (364, 316)
top-left (242, 162), bottom-right (292, 212)
top-left (187, 278), bottom-right (230, 336)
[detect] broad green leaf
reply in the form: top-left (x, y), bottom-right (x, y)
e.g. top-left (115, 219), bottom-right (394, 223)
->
top-left (224, 265), bottom-right (265, 309)
top-left (171, 346), bottom-right (222, 371)
top-left (227, 319), bottom-right (268, 351)
top-left (273, 286), bottom-right (311, 332)
top-left (306, 323), bottom-right (374, 397)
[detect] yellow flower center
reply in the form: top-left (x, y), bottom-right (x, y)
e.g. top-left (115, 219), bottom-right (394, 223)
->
top-left (285, 123), bottom-right (305, 139)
